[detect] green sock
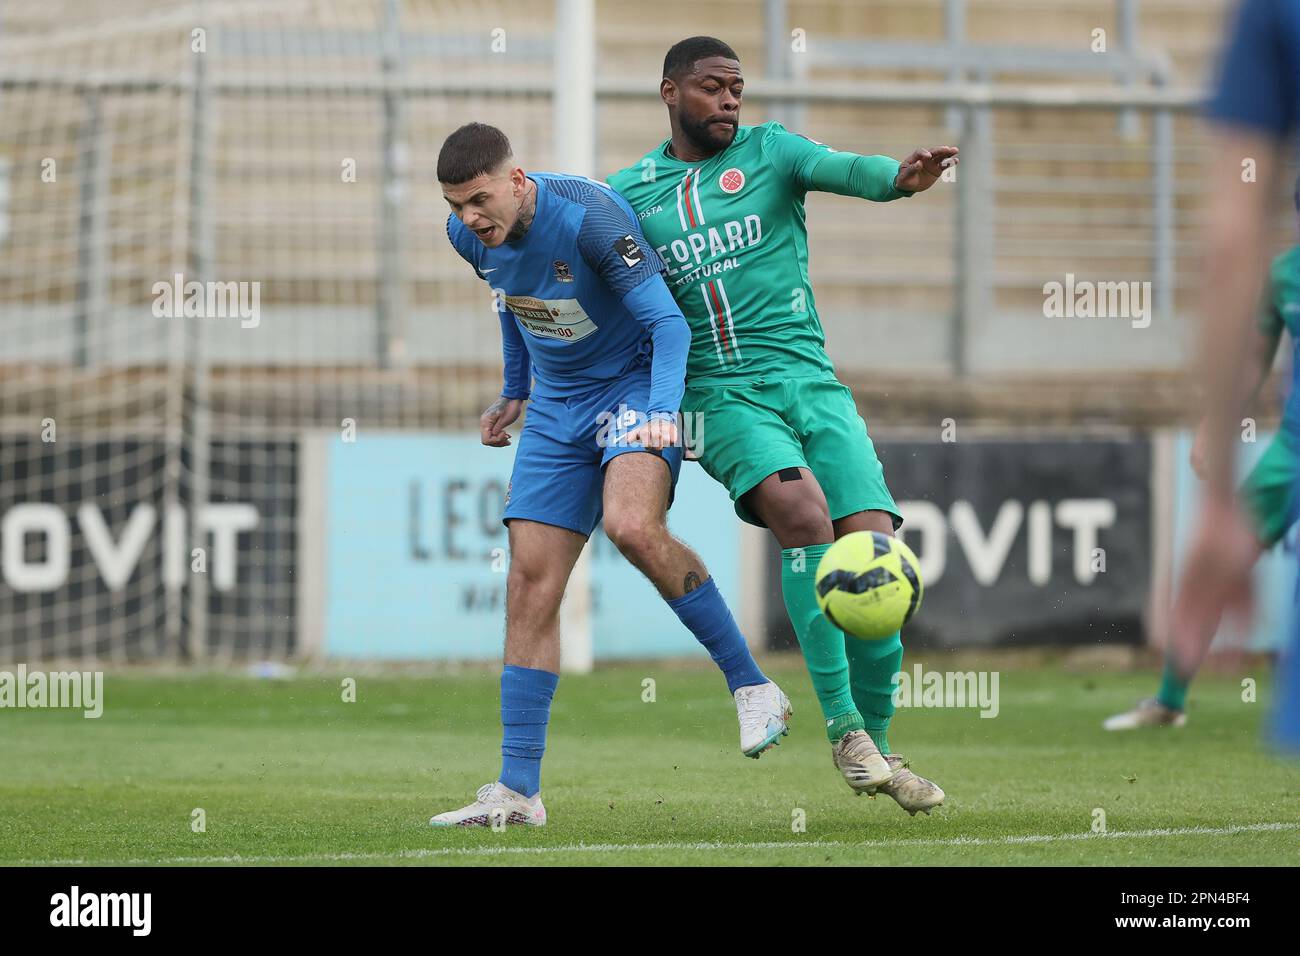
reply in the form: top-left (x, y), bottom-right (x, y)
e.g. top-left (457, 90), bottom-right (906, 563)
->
top-left (845, 631), bottom-right (903, 756)
top-left (1156, 657), bottom-right (1190, 711)
top-left (781, 545), bottom-right (864, 742)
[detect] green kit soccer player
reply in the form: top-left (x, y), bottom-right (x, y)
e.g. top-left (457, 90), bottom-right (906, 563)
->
top-left (1106, 180), bottom-right (1300, 731)
top-left (609, 36), bottom-right (957, 814)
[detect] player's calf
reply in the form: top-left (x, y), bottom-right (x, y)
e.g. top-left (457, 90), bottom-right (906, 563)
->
top-left (438, 521), bottom-right (576, 831)
top-left (604, 450), bottom-right (784, 753)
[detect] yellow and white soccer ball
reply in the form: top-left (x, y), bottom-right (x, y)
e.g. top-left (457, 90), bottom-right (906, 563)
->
top-left (814, 531), bottom-right (924, 640)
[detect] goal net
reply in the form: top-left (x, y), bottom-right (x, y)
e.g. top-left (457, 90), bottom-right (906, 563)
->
top-left (0, 0), bottom-right (550, 663)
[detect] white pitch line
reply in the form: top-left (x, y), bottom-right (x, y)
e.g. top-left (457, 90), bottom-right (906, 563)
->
top-left (9, 822), bottom-right (1298, 866)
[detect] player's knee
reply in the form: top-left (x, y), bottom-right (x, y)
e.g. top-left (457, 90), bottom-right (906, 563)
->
top-left (507, 558), bottom-right (565, 613)
top-left (603, 511), bottom-right (663, 562)
top-left (770, 500), bottom-right (834, 547)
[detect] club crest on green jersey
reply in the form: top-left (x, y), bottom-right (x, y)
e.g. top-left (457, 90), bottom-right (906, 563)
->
top-left (719, 167), bottom-right (745, 193)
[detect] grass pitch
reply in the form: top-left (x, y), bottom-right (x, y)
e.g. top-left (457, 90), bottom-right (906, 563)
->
top-left (1, 657), bottom-right (1296, 866)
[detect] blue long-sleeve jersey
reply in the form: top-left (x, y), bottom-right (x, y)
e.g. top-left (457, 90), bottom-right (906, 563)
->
top-left (446, 172), bottom-right (691, 418)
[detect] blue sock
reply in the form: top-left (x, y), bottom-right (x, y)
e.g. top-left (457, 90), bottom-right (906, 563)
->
top-left (667, 576), bottom-right (767, 693)
top-left (499, 665), bottom-right (558, 798)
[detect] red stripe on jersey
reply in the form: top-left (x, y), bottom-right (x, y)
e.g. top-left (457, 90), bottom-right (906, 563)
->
top-left (684, 172), bottom-right (697, 228)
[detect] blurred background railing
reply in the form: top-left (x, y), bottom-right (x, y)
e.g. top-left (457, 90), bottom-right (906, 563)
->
top-left (0, 0), bottom-right (1293, 662)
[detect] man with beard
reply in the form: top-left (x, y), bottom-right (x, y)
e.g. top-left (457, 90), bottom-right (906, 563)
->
top-left (609, 37), bottom-right (957, 813)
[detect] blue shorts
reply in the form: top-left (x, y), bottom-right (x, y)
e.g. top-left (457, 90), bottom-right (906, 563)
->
top-left (503, 367), bottom-right (684, 537)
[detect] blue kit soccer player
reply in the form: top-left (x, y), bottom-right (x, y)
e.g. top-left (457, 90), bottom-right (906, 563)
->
top-left (429, 123), bottom-right (791, 827)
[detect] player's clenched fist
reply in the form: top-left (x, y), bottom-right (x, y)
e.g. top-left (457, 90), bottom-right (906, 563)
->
top-left (626, 415), bottom-right (679, 451)
top-left (480, 396), bottom-right (525, 447)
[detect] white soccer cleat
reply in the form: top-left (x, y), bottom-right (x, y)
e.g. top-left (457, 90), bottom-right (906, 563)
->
top-left (1103, 697), bottom-right (1187, 731)
top-left (429, 782), bottom-right (547, 828)
top-left (831, 729), bottom-right (894, 795)
top-left (877, 753), bottom-right (945, 816)
top-left (735, 681), bottom-right (792, 758)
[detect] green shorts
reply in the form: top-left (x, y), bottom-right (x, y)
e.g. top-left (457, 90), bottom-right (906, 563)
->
top-left (682, 375), bottom-right (900, 528)
top-left (1240, 430), bottom-right (1300, 546)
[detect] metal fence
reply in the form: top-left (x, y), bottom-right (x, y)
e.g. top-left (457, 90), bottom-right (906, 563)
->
top-left (0, 0), bottom-right (1286, 661)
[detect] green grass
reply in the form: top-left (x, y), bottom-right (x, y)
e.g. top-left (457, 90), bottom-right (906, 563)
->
top-left (0, 658), bottom-right (1296, 866)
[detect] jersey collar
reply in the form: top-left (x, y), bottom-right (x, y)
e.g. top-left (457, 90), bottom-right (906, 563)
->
top-left (660, 129), bottom-right (743, 166)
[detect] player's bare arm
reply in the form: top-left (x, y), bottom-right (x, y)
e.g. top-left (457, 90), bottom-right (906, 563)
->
top-left (1190, 323), bottom-right (1281, 479)
top-left (1196, 131), bottom-right (1278, 499)
top-left (1173, 130), bottom-right (1279, 653)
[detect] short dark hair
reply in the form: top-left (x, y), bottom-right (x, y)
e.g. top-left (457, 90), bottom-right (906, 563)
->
top-left (437, 122), bottom-right (513, 184)
top-left (663, 36), bottom-right (739, 81)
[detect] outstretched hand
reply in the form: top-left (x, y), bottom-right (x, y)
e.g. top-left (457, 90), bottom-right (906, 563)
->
top-left (894, 146), bottom-right (959, 193)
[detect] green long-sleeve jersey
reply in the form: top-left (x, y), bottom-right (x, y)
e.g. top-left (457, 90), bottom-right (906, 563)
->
top-left (607, 121), bottom-right (910, 387)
